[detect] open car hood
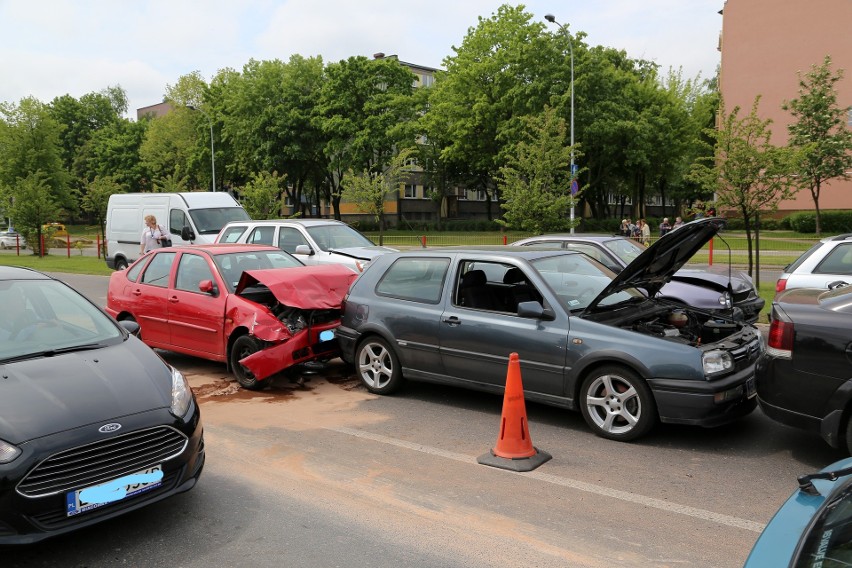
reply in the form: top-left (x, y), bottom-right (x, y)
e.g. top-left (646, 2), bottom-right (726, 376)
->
top-left (584, 217), bottom-right (727, 314)
top-left (235, 264), bottom-right (358, 309)
top-left (328, 245), bottom-right (397, 261)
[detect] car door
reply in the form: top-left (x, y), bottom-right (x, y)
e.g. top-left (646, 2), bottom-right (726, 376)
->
top-left (438, 260), bottom-right (569, 398)
top-left (167, 251), bottom-right (228, 358)
top-left (133, 252), bottom-right (176, 345)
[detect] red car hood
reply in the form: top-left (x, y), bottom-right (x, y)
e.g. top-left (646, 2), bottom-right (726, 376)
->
top-left (235, 264), bottom-right (358, 308)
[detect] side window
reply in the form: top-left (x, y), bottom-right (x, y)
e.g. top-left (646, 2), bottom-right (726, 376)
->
top-left (125, 261), bottom-right (144, 282)
top-left (456, 261), bottom-right (542, 313)
top-left (169, 210), bottom-right (189, 237)
top-left (247, 226), bottom-right (275, 246)
top-left (375, 257), bottom-right (449, 304)
top-left (140, 252), bottom-right (176, 287)
top-left (277, 227), bottom-right (309, 254)
top-left (815, 243), bottom-right (852, 275)
top-left (175, 254), bottom-right (214, 292)
top-left (218, 225), bottom-right (247, 244)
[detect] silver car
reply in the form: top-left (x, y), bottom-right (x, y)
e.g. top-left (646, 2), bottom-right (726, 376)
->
top-left (776, 233), bottom-right (852, 294)
top-left (338, 218), bottom-right (763, 442)
top-left (0, 231), bottom-right (26, 250)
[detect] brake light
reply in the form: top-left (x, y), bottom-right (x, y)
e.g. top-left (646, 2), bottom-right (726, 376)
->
top-left (775, 278), bottom-right (787, 294)
top-left (766, 319), bottom-right (793, 359)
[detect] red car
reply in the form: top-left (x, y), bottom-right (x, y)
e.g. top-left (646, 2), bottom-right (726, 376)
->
top-left (106, 244), bottom-right (358, 389)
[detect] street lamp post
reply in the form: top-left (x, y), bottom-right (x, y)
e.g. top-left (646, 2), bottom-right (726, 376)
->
top-left (187, 105), bottom-right (216, 192)
top-left (545, 14), bottom-right (576, 234)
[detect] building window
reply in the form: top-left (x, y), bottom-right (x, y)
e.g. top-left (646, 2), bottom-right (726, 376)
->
top-left (457, 188), bottom-right (468, 200)
top-left (404, 184), bottom-right (417, 199)
top-left (476, 190), bottom-right (487, 201)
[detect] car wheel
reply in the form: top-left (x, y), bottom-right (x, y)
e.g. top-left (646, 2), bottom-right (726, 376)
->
top-left (115, 257), bottom-right (129, 271)
top-left (231, 335), bottom-right (266, 391)
top-left (0, 241), bottom-right (7, 250)
top-left (579, 365), bottom-right (657, 442)
top-left (356, 336), bottom-right (403, 394)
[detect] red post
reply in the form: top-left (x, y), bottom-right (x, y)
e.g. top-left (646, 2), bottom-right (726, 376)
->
top-left (97, 234), bottom-right (101, 259)
top-left (40, 234), bottom-right (44, 258)
top-left (421, 235), bottom-right (427, 248)
top-left (16, 234), bottom-right (21, 256)
top-left (66, 233), bottom-right (71, 258)
top-left (503, 235), bottom-right (507, 245)
top-left (708, 238), bottom-right (714, 266)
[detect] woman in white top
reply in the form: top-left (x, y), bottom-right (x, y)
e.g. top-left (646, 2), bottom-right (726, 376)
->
top-left (140, 215), bottom-right (166, 254)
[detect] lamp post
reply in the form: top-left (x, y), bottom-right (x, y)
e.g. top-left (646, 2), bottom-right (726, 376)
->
top-left (545, 14), bottom-right (576, 234)
top-left (187, 105), bottom-right (216, 192)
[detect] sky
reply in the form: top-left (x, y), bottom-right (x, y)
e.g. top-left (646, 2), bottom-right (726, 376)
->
top-left (0, 0), bottom-right (725, 119)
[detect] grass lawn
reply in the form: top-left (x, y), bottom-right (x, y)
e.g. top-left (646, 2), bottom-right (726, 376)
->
top-left (0, 252), bottom-right (112, 275)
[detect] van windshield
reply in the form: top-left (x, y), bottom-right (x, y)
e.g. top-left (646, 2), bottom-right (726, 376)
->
top-left (190, 207), bottom-right (251, 235)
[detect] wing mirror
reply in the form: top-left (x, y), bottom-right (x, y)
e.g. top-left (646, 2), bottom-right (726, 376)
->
top-left (517, 301), bottom-right (556, 321)
top-left (294, 244), bottom-right (314, 256)
top-left (828, 280), bottom-right (849, 290)
top-left (181, 226), bottom-right (196, 242)
top-left (199, 279), bottom-right (218, 296)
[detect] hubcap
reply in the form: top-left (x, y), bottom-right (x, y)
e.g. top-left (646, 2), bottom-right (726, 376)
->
top-left (358, 343), bottom-right (393, 389)
top-left (585, 374), bottom-right (641, 435)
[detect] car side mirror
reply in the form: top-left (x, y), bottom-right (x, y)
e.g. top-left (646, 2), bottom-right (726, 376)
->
top-left (517, 301), bottom-right (555, 321)
top-left (118, 319), bottom-right (141, 337)
top-left (199, 279), bottom-right (218, 296)
top-left (828, 280), bottom-right (849, 290)
top-left (294, 244), bottom-right (313, 256)
top-left (181, 226), bottom-right (196, 242)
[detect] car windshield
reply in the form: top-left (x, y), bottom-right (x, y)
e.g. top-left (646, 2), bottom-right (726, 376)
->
top-left (306, 224), bottom-right (375, 250)
top-left (603, 238), bottom-right (645, 264)
top-left (793, 481), bottom-right (852, 567)
top-left (530, 254), bottom-right (642, 312)
top-left (189, 207), bottom-right (252, 235)
top-left (0, 279), bottom-right (123, 362)
top-left (213, 250), bottom-right (304, 292)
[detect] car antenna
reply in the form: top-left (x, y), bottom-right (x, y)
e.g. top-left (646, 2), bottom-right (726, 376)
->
top-left (715, 232), bottom-right (736, 319)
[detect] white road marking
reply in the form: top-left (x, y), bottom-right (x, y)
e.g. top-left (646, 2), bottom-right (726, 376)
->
top-left (331, 426), bottom-right (766, 533)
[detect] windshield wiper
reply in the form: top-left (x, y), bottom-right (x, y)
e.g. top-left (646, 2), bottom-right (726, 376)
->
top-left (798, 465), bottom-right (852, 496)
top-left (0, 343), bottom-right (105, 365)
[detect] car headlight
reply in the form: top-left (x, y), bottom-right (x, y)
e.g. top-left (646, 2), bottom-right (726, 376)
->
top-left (0, 439), bottom-right (22, 464)
top-left (170, 366), bottom-right (193, 419)
top-left (703, 350), bottom-right (734, 375)
top-left (718, 292), bottom-right (732, 308)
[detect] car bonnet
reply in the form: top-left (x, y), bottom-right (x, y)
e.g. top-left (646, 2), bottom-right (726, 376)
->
top-left (326, 245), bottom-right (397, 261)
top-left (235, 264), bottom-right (358, 309)
top-left (583, 217), bottom-right (726, 314)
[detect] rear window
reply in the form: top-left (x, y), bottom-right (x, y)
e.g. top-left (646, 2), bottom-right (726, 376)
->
top-left (786, 242), bottom-right (824, 273)
top-left (814, 243), bottom-right (852, 276)
top-left (376, 257), bottom-right (449, 304)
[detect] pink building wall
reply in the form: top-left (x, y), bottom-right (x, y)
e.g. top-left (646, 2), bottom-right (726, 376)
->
top-left (719, 0), bottom-right (852, 212)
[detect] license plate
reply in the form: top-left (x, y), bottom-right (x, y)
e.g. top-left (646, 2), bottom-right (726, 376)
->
top-left (66, 464), bottom-right (163, 517)
top-left (745, 377), bottom-right (757, 399)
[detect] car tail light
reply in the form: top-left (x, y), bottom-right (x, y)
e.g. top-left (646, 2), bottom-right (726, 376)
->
top-left (766, 319), bottom-right (793, 359)
top-left (775, 278), bottom-right (787, 294)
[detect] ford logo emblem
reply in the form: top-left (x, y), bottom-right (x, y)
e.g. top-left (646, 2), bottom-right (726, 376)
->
top-left (98, 423), bottom-right (122, 434)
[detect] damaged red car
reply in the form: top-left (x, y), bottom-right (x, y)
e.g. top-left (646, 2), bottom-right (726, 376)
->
top-left (106, 244), bottom-right (358, 389)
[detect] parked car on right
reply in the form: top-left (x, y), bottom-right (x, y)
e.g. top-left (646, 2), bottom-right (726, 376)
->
top-left (776, 233), bottom-right (852, 295)
top-left (215, 219), bottom-right (396, 273)
top-left (756, 283), bottom-right (852, 453)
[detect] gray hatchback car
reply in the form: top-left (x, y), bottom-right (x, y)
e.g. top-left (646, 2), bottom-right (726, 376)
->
top-left (338, 218), bottom-right (763, 442)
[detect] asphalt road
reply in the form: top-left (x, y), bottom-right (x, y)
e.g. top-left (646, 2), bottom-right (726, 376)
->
top-left (5, 273), bottom-right (836, 568)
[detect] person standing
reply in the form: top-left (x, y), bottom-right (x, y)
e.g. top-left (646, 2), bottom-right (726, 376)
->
top-left (140, 215), bottom-right (166, 255)
top-left (659, 217), bottom-right (671, 237)
top-left (639, 218), bottom-right (651, 246)
top-left (672, 216), bottom-right (685, 230)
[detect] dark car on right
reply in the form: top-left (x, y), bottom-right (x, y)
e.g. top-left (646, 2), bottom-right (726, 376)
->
top-left (756, 284), bottom-right (852, 453)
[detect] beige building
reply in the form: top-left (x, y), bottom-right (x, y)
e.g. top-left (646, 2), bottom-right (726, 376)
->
top-left (719, 0), bottom-right (852, 213)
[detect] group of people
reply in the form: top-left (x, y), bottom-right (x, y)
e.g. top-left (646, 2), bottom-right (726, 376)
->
top-left (620, 216), bottom-right (685, 245)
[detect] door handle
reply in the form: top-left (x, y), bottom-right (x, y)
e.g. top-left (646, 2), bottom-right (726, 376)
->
top-left (132, 289), bottom-right (142, 296)
top-left (442, 316), bottom-right (461, 326)
top-left (169, 296), bottom-right (179, 303)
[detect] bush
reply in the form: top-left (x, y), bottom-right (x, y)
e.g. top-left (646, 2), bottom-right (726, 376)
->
top-left (784, 210), bottom-right (852, 234)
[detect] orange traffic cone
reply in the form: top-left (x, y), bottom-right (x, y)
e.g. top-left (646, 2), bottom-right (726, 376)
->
top-left (477, 353), bottom-right (552, 472)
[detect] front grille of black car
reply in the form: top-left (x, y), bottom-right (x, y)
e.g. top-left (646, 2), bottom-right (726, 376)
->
top-left (17, 426), bottom-right (188, 498)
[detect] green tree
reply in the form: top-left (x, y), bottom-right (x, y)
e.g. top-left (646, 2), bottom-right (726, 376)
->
top-left (76, 118), bottom-right (150, 192)
top-left (82, 175), bottom-right (122, 247)
top-left (691, 97), bottom-right (796, 277)
top-left (783, 55), bottom-right (852, 235)
top-left (139, 109), bottom-right (198, 189)
top-left (498, 107), bottom-right (576, 232)
top-left (240, 171), bottom-right (286, 219)
top-left (4, 171), bottom-right (62, 255)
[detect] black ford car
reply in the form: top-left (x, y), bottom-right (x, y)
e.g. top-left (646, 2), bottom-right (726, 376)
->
top-left (0, 267), bottom-right (204, 544)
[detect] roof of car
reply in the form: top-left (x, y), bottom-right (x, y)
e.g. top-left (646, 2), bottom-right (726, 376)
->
top-left (513, 234), bottom-right (619, 244)
top-left (164, 243), bottom-right (283, 255)
top-left (223, 219), bottom-right (347, 227)
top-left (0, 266), bottom-right (53, 281)
top-left (382, 246), bottom-right (585, 261)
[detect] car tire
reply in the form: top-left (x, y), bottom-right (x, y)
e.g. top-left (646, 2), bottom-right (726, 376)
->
top-left (231, 335), bottom-right (266, 391)
top-left (115, 257), bottom-right (129, 271)
top-left (355, 336), bottom-right (403, 394)
top-left (579, 365), bottom-right (657, 442)
top-left (0, 242), bottom-right (7, 250)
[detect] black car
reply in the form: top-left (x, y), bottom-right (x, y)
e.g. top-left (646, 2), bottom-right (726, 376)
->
top-left (0, 267), bottom-right (204, 544)
top-left (338, 218), bottom-right (762, 442)
top-left (756, 284), bottom-right (852, 454)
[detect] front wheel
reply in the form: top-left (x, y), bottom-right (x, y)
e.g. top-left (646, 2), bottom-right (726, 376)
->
top-left (230, 335), bottom-right (266, 390)
top-left (115, 257), bottom-right (129, 271)
top-left (355, 336), bottom-right (403, 394)
top-left (579, 365), bottom-right (657, 442)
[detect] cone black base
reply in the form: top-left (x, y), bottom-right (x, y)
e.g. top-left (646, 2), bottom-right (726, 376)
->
top-left (476, 447), bottom-right (552, 472)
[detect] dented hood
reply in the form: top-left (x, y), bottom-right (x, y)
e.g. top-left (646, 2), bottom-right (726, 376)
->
top-left (235, 264), bottom-right (358, 309)
top-left (585, 217), bottom-right (727, 313)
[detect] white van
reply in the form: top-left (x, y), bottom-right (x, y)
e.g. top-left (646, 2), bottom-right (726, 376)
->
top-left (105, 192), bottom-right (250, 270)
